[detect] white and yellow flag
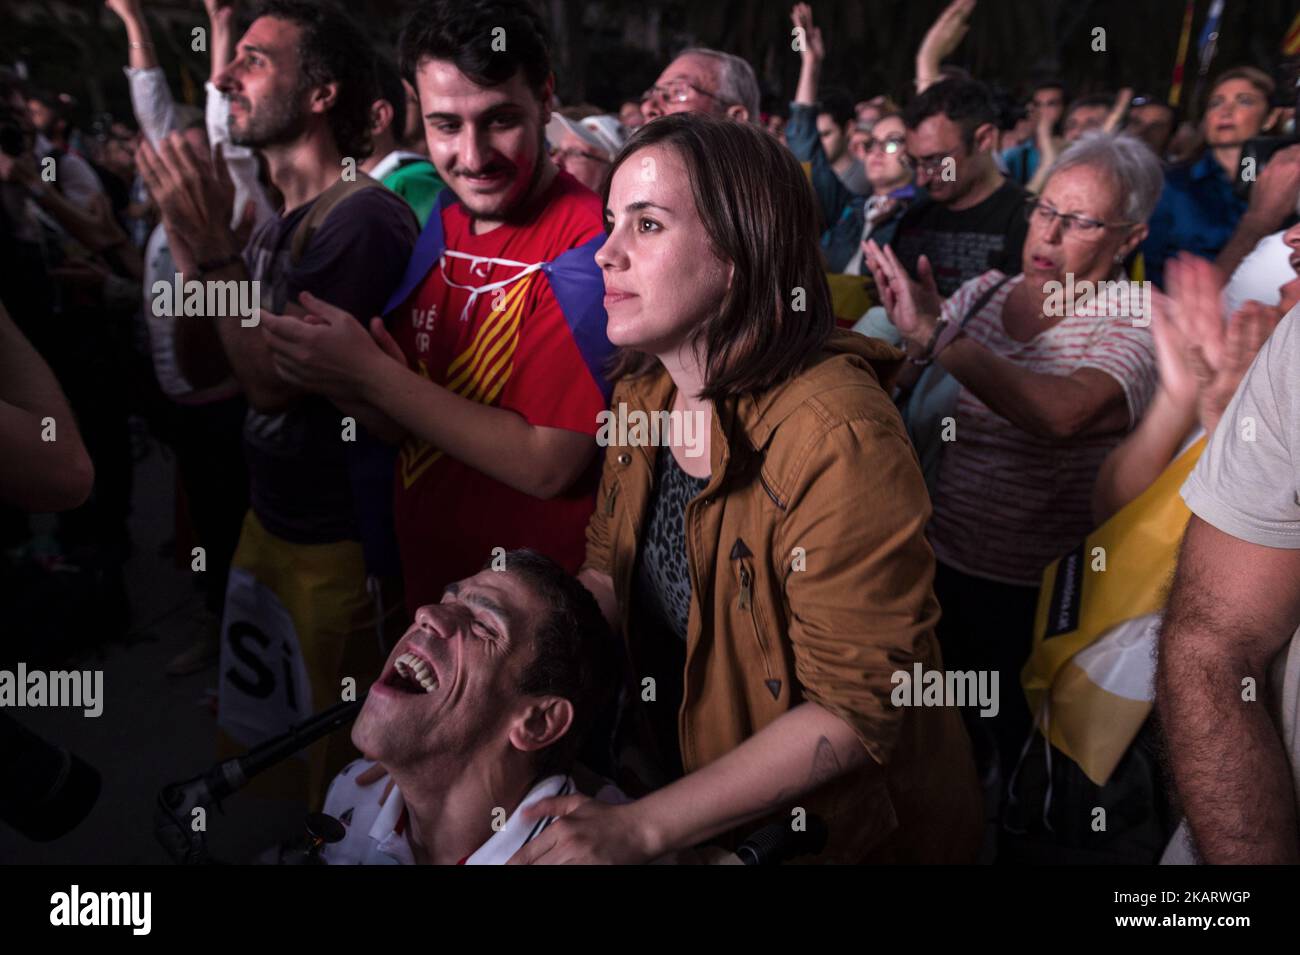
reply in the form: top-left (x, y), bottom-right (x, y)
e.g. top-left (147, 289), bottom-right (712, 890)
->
top-left (1024, 437), bottom-right (1206, 785)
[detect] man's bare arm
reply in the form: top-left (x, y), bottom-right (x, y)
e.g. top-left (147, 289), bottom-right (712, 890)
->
top-left (1157, 514), bottom-right (1300, 863)
top-left (0, 302), bottom-right (94, 510)
top-left (363, 363), bottom-right (597, 499)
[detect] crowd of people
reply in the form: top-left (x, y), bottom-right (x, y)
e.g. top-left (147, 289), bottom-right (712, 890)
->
top-left (2, 0), bottom-right (1300, 865)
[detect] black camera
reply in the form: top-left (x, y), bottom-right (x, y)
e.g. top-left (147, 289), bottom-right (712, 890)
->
top-left (1235, 135), bottom-right (1300, 200)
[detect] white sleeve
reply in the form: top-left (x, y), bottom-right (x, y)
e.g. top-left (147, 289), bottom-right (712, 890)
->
top-left (55, 153), bottom-right (106, 206)
top-left (205, 81), bottom-right (276, 231)
top-left (123, 66), bottom-right (178, 147)
top-left (1181, 306), bottom-right (1300, 549)
top-left (1223, 230), bottom-right (1290, 316)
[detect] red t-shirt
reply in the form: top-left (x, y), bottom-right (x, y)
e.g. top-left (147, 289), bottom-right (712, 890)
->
top-left (392, 171), bottom-right (608, 612)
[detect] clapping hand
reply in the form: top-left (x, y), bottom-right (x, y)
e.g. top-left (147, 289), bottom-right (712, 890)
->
top-left (1153, 253), bottom-right (1283, 434)
top-left (863, 240), bottom-right (943, 345)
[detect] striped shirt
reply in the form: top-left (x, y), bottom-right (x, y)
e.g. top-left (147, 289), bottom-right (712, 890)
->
top-left (928, 271), bottom-right (1157, 585)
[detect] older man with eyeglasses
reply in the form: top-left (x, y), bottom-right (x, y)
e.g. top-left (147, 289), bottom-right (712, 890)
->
top-left (639, 48), bottom-right (760, 124)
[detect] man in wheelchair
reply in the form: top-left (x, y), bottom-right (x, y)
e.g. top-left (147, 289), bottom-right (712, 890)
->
top-left (321, 549), bottom-right (616, 864)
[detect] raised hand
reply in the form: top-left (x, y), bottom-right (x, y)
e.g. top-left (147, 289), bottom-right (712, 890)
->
top-left (104, 0), bottom-right (144, 24)
top-left (1103, 87), bottom-right (1134, 134)
top-left (790, 3), bottom-right (824, 62)
top-left (919, 0), bottom-right (976, 67)
top-left (202, 0), bottom-right (236, 22)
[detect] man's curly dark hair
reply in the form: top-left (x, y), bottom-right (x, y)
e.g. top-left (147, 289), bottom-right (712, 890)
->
top-left (254, 0), bottom-right (378, 160)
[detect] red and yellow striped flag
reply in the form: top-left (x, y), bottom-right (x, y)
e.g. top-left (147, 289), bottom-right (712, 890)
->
top-left (1169, 0), bottom-right (1196, 108)
top-left (1284, 11), bottom-right (1300, 56)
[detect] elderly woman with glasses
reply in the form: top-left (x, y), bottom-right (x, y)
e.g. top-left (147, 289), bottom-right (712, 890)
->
top-left (864, 131), bottom-right (1161, 781)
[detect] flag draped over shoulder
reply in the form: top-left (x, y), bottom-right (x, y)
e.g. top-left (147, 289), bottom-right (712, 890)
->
top-left (382, 189), bottom-right (614, 403)
top-left (1023, 436), bottom-right (1206, 785)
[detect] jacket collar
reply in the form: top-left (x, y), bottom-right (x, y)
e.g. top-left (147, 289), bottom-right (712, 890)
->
top-left (1190, 152), bottom-right (1224, 183)
top-left (616, 330), bottom-right (905, 480)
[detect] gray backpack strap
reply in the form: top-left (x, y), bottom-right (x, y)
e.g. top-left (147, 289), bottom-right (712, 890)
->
top-left (289, 173), bottom-right (384, 266)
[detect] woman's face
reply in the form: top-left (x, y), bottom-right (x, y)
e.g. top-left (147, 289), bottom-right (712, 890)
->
top-left (1022, 163), bottom-right (1146, 289)
top-left (595, 144), bottom-right (732, 356)
top-left (862, 115), bottom-right (910, 191)
top-left (1204, 78), bottom-right (1270, 147)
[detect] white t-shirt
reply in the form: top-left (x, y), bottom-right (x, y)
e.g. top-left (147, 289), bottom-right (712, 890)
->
top-left (34, 133), bottom-right (104, 208)
top-left (1163, 305), bottom-right (1300, 863)
top-left (320, 759), bottom-right (576, 865)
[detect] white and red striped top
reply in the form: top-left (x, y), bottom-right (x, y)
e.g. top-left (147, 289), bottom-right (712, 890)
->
top-left (928, 270), bottom-right (1158, 586)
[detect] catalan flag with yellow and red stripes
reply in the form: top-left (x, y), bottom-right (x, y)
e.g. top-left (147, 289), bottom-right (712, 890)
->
top-left (382, 175), bottom-right (614, 615)
top-left (1284, 11), bottom-right (1300, 56)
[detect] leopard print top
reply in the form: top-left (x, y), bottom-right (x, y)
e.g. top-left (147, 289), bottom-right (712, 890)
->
top-left (632, 448), bottom-right (710, 641)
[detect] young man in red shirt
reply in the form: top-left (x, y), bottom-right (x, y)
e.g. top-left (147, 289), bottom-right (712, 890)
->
top-left (262, 0), bottom-right (613, 614)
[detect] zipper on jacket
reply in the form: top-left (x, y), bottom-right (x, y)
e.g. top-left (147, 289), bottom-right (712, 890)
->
top-left (759, 471), bottom-right (786, 510)
top-left (736, 559), bottom-right (776, 690)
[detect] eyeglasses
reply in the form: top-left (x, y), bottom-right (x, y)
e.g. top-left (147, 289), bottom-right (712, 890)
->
top-left (913, 152), bottom-right (958, 174)
top-left (642, 80), bottom-right (729, 107)
top-left (863, 136), bottom-right (907, 156)
top-left (1024, 199), bottom-right (1134, 238)
top-left (550, 146), bottom-right (609, 165)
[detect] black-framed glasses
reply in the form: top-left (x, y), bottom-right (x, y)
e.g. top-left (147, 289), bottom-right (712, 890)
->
top-left (642, 80), bottom-right (730, 107)
top-left (1024, 198), bottom-right (1134, 238)
top-left (913, 152), bottom-right (957, 174)
top-left (550, 145), bottom-right (610, 165)
top-left (863, 136), bottom-right (907, 156)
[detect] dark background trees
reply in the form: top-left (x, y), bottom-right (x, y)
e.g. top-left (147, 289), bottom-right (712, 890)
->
top-left (3, 0), bottom-right (1295, 130)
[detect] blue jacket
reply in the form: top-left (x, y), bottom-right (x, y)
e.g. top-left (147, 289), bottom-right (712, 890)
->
top-left (785, 102), bottom-right (919, 272)
top-left (1140, 153), bottom-right (1247, 289)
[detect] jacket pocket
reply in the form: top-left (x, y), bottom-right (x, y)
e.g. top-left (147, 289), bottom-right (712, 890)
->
top-left (735, 557), bottom-right (780, 701)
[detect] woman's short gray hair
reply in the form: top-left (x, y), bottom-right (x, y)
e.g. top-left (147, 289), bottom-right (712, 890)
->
top-left (678, 47), bottom-right (761, 123)
top-left (1043, 131), bottom-right (1165, 225)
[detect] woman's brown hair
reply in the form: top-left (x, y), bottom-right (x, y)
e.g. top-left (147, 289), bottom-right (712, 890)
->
top-left (600, 112), bottom-right (833, 401)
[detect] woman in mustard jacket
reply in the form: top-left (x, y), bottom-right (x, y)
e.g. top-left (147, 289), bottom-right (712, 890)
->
top-left (510, 113), bottom-right (981, 865)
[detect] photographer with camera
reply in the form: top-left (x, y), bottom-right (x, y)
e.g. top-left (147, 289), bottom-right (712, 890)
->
top-left (1142, 66), bottom-right (1292, 289)
top-left (1213, 71), bottom-right (1300, 286)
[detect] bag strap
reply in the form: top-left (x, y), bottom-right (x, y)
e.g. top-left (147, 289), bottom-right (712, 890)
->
top-left (958, 272), bottom-right (1014, 330)
top-left (893, 272), bottom-right (1014, 408)
top-left (289, 173), bottom-right (383, 266)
